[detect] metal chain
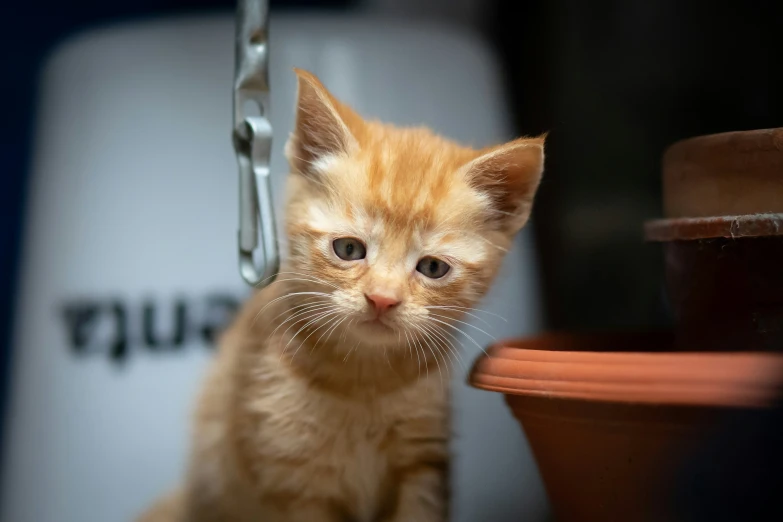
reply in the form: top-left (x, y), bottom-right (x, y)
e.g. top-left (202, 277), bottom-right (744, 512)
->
top-left (233, 0), bottom-right (280, 287)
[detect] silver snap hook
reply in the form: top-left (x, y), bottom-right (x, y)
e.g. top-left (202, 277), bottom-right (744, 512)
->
top-left (233, 0), bottom-right (279, 287)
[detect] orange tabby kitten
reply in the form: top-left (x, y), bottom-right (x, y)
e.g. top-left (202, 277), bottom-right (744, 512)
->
top-left (139, 68), bottom-right (544, 522)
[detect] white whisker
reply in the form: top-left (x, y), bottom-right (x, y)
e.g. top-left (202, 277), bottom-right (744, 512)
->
top-left (289, 311), bottom-right (341, 361)
top-left (412, 324), bottom-right (444, 388)
top-left (280, 310), bottom-right (338, 360)
top-left (412, 329), bottom-right (430, 380)
top-left (267, 271), bottom-right (341, 289)
top-left (255, 290), bottom-right (332, 321)
top-left (339, 318), bottom-right (355, 344)
top-left (268, 303), bottom-right (336, 341)
top-left (312, 314), bottom-right (348, 354)
top-left (426, 317), bottom-right (490, 357)
top-left (310, 315), bottom-right (340, 354)
top-left (427, 313), bottom-right (497, 341)
top-left (419, 322), bottom-right (466, 371)
top-left (425, 305), bottom-right (507, 324)
top-left (404, 328), bottom-right (420, 378)
top-left (423, 307), bottom-right (491, 328)
top-left (343, 336), bottom-right (361, 362)
top-left (426, 321), bottom-right (470, 360)
top-left (269, 299), bottom-right (328, 324)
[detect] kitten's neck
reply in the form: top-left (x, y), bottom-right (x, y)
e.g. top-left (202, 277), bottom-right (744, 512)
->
top-left (288, 344), bottom-right (444, 396)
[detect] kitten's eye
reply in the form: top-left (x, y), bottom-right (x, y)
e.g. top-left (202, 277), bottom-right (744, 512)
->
top-left (333, 237), bottom-right (366, 261)
top-left (416, 257), bottom-right (450, 279)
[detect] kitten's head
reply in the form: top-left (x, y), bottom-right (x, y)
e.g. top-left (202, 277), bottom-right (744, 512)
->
top-left (283, 69), bottom-right (544, 349)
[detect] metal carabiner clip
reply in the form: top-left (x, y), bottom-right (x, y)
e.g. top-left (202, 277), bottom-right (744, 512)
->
top-left (233, 0), bottom-right (280, 287)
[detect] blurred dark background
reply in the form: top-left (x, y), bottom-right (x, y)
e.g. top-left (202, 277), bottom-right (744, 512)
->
top-left (1, 0), bottom-right (781, 519)
top-left (3, 0), bottom-right (782, 413)
top-left (5, 0), bottom-right (782, 362)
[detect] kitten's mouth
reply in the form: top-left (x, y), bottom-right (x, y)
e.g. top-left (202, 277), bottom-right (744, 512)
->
top-left (361, 317), bottom-right (394, 331)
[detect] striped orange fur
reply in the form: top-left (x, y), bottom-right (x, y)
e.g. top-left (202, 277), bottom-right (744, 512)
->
top-left (138, 68), bottom-right (545, 522)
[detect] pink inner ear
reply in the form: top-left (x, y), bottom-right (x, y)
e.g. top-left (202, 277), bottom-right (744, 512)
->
top-left (286, 70), bottom-right (359, 178)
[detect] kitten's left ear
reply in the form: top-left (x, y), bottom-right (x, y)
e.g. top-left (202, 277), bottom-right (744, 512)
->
top-left (464, 135), bottom-right (546, 233)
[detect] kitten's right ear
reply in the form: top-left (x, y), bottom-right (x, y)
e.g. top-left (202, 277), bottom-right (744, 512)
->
top-left (285, 68), bottom-right (359, 179)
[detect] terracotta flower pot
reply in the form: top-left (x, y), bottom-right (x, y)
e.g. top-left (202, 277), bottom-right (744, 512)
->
top-left (661, 127), bottom-right (783, 219)
top-left (469, 332), bottom-right (783, 522)
top-left (645, 216), bottom-right (783, 351)
top-left (645, 127), bottom-right (783, 351)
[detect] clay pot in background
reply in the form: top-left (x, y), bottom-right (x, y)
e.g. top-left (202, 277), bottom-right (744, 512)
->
top-left (646, 127), bottom-right (783, 351)
top-left (469, 332), bottom-right (783, 522)
top-left (661, 128), bottom-right (783, 219)
top-left (645, 217), bottom-right (783, 351)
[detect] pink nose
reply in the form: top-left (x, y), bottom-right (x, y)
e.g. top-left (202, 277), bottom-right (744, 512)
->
top-left (365, 294), bottom-right (401, 314)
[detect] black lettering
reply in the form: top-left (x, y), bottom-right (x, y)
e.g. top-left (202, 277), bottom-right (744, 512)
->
top-left (61, 301), bottom-right (101, 355)
top-left (201, 294), bottom-right (240, 346)
top-left (108, 301), bottom-right (129, 364)
top-left (142, 298), bottom-right (187, 350)
top-left (62, 291), bottom-right (243, 364)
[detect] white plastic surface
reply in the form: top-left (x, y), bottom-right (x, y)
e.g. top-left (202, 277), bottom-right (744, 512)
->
top-left (1, 14), bottom-right (548, 522)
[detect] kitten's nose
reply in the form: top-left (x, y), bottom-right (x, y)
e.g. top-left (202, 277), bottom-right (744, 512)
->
top-left (364, 293), bottom-right (401, 315)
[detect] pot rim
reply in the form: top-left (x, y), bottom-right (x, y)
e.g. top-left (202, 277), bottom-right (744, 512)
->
top-left (644, 213), bottom-right (783, 242)
top-left (663, 127), bottom-right (783, 160)
top-left (468, 332), bottom-right (783, 408)
top-left (661, 128), bottom-right (783, 219)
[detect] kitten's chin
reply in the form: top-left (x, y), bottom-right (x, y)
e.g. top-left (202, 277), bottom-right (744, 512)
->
top-left (347, 318), bottom-right (401, 346)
